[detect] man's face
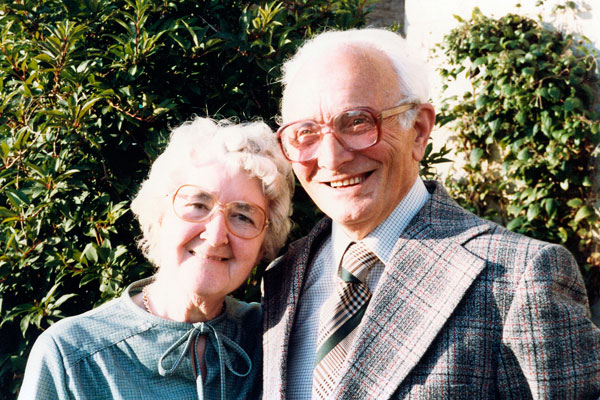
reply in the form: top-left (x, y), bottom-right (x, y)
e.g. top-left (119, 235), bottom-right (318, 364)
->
top-left (281, 46), bottom-right (433, 239)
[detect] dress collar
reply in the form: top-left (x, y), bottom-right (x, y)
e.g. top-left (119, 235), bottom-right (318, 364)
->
top-left (124, 278), bottom-right (253, 400)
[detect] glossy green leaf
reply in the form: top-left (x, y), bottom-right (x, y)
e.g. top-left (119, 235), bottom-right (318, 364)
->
top-left (574, 205), bottom-right (595, 224)
top-left (567, 198), bottom-right (584, 208)
top-left (564, 97), bottom-right (582, 112)
top-left (5, 189), bottom-right (30, 207)
top-left (527, 204), bottom-right (541, 221)
top-left (470, 148), bottom-right (484, 168)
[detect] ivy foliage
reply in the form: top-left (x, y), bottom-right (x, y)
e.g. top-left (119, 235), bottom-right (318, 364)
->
top-left (437, 8), bottom-right (600, 296)
top-left (0, 0), bottom-right (373, 396)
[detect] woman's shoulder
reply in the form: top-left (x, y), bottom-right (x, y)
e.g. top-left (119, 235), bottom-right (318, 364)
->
top-left (34, 296), bottom-right (150, 367)
top-left (223, 296), bottom-right (261, 328)
top-left (42, 297), bottom-right (122, 335)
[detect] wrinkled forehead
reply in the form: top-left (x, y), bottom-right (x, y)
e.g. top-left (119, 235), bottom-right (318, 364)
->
top-left (170, 156), bottom-right (239, 189)
top-left (281, 44), bottom-right (401, 124)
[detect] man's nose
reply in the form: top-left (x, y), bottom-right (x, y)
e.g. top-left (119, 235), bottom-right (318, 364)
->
top-left (316, 130), bottom-right (354, 170)
top-left (199, 211), bottom-right (229, 246)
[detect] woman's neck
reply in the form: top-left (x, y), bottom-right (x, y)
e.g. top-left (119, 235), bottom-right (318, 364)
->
top-left (143, 280), bottom-right (225, 323)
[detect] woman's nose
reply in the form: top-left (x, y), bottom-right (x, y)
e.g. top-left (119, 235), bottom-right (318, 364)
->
top-left (199, 211), bottom-right (229, 246)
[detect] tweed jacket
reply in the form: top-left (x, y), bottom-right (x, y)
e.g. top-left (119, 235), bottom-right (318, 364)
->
top-left (262, 180), bottom-right (600, 399)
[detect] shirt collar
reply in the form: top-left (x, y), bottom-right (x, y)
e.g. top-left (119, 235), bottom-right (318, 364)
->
top-left (332, 177), bottom-right (430, 269)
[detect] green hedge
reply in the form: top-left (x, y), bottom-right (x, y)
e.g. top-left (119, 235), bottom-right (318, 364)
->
top-left (0, 0), bottom-right (372, 396)
top-left (437, 8), bottom-right (600, 299)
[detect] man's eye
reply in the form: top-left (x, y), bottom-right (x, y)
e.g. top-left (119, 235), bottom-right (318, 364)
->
top-left (337, 111), bottom-right (373, 132)
top-left (350, 117), bottom-right (368, 126)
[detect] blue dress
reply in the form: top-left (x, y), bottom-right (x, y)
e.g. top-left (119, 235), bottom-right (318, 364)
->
top-left (18, 278), bottom-right (262, 399)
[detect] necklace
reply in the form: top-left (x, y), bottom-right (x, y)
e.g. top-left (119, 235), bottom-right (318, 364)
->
top-left (142, 286), bottom-right (152, 314)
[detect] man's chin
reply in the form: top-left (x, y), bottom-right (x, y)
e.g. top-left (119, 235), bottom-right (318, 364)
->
top-left (323, 203), bottom-right (375, 233)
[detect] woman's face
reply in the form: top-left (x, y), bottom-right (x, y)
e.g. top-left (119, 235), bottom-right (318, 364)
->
top-left (156, 163), bottom-right (268, 302)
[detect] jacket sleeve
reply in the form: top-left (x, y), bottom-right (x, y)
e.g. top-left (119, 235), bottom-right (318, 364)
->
top-left (499, 243), bottom-right (600, 399)
top-left (18, 331), bottom-right (72, 400)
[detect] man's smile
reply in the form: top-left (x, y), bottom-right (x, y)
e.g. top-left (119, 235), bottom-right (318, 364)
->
top-left (326, 171), bottom-right (374, 188)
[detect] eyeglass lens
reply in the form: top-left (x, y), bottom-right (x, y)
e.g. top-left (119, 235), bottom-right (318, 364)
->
top-left (280, 109), bottom-right (378, 161)
top-left (173, 186), bottom-right (266, 239)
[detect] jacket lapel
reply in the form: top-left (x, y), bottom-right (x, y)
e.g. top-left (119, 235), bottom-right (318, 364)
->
top-left (262, 218), bottom-right (331, 399)
top-left (335, 181), bottom-right (491, 398)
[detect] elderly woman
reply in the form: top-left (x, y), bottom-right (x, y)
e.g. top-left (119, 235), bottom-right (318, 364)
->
top-left (19, 117), bottom-right (294, 399)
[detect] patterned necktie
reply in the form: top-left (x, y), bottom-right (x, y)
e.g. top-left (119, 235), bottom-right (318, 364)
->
top-left (313, 242), bottom-right (380, 399)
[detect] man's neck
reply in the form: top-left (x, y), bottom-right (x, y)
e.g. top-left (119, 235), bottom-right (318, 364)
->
top-left (332, 177), bottom-right (430, 267)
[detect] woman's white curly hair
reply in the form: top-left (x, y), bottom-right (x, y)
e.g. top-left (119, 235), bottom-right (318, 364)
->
top-left (130, 117), bottom-right (294, 266)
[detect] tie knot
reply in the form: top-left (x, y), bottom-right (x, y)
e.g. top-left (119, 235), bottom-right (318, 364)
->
top-left (340, 242), bottom-right (379, 282)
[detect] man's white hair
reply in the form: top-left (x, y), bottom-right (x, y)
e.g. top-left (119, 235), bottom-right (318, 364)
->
top-left (281, 28), bottom-right (430, 128)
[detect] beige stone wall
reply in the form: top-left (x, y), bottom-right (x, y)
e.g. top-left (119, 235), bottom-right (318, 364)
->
top-left (365, 0), bottom-right (405, 32)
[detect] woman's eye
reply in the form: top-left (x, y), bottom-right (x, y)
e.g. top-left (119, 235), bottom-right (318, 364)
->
top-left (231, 212), bottom-right (256, 227)
top-left (189, 202), bottom-right (211, 213)
top-left (297, 128), bottom-right (316, 137)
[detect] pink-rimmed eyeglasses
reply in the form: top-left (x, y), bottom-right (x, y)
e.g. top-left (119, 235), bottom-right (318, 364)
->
top-left (276, 102), bottom-right (417, 162)
top-left (172, 185), bottom-right (268, 239)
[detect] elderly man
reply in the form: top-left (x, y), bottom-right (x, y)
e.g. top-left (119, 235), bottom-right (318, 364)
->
top-left (262, 28), bottom-right (600, 399)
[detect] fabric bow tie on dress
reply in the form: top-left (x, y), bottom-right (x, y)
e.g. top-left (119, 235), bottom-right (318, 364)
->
top-left (313, 241), bottom-right (382, 399)
top-left (158, 320), bottom-right (252, 400)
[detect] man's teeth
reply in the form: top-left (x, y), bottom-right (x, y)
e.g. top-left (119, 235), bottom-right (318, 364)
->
top-left (330, 176), bottom-right (364, 188)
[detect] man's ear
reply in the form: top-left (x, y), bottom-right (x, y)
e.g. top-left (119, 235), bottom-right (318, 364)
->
top-left (412, 103), bottom-right (436, 162)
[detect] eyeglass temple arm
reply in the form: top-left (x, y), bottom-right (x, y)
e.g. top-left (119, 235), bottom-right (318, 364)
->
top-left (379, 103), bottom-right (418, 120)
